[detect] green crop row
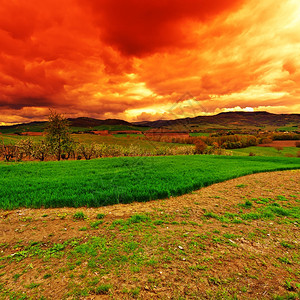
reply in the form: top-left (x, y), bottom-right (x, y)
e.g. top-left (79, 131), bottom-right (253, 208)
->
top-left (0, 155), bottom-right (299, 209)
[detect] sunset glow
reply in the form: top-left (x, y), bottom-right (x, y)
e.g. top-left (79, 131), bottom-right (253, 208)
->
top-left (1, 0), bottom-right (300, 124)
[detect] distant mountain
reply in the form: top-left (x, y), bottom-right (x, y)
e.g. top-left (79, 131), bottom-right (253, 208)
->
top-left (0, 112), bottom-right (299, 134)
top-left (133, 112), bottom-right (300, 128)
top-left (0, 117), bottom-right (139, 134)
top-left (67, 117), bottom-right (132, 127)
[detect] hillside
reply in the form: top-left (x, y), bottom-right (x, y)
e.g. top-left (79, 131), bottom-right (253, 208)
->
top-left (0, 117), bottom-right (144, 134)
top-left (134, 111), bottom-right (300, 128)
top-left (0, 112), bottom-right (299, 134)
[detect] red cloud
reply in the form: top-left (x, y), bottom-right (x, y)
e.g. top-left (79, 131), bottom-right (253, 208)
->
top-left (0, 0), bottom-right (299, 124)
top-left (82, 0), bottom-right (246, 56)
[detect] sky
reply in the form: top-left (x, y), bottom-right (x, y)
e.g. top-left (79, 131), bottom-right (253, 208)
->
top-left (0, 0), bottom-right (300, 125)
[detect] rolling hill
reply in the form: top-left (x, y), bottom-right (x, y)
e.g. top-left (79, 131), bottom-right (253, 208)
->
top-left (0, 112), bottom-right (299, 133)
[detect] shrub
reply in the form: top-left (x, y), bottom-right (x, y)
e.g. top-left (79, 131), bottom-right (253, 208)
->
top-left (78, 143), bottom-right (96, 160)
top-left (32, 141), bottom-right (48, 161)
top-left (16, 138), bottom-right (34, 160)
top-left (195, 140), bottom-right (207, 154)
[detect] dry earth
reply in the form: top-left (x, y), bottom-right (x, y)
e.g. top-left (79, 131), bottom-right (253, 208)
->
top-left (0, 170), bottom-right (299, 299)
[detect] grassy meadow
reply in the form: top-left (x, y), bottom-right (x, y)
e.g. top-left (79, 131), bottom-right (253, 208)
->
top-left (230, 146), bottom-right (299, 157)
top-left (0, 133), bottom-right (187, 150)
top-left (0, 155), bottom-right (299, 210)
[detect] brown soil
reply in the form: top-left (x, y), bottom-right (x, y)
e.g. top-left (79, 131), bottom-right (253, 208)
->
top-left (0, 170), bottom-right (299, 299)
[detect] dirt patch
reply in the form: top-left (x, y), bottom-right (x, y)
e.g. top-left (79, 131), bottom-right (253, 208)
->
top-left (0, 170), bottom-right (299, 299)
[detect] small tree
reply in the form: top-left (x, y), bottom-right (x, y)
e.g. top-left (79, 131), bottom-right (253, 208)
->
top-left (32, 141), bottom-right (48, 161)
top-left (78, 143), bottom-right (96, 160)
top-left (16, 138), bottom-right (34, 160)
top-left (45, 110), bottom-right (73, 161)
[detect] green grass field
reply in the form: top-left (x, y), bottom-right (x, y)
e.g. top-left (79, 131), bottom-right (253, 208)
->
top-left (0, 133), bottom-right (185, 150)
top-left (189, 132), bottom-right (210, 137)
top-left (0, 123), bottom-right (149, 134)
top-left (230, 146), bottom-right (299, 157)
top-left (0, 155), bottom-right (299, 209)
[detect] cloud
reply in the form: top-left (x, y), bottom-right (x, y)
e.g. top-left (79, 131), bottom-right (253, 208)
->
top-left (81, 0), bottom-right (246, 56)
top-left (0, 0), bottom-right (300, 124)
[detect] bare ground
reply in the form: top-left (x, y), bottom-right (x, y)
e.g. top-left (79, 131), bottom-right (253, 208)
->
top-left (0, 170), bottom-right (299, 299)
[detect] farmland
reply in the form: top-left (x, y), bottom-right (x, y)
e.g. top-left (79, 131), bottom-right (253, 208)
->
top-left (230, 146), bottom-right (299, 157)
top-left (0, 170), bottom-right (299, 299)
top-left (0, 155), bottom-right (299, 210)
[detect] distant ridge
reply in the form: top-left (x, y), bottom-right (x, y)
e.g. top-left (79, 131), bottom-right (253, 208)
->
top-left (0, 112), bottom-right (299, 133)
top-left (67, 117), bottom-right (132, 127)
top-left (0, 117), bottom-right (140, 134)
top-left (133, 111), bottom-right (300, 128)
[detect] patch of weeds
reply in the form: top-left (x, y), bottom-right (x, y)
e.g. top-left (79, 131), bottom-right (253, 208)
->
top-left (26, 282), bottom-right (40, 289)
top-left (189, 265), bottom-right (208, 271)
top-left (147, 257), bottom-right (158, 266)
top-left (13, 273), bottom-right (21, 281)
top-left (153, 219), bottom-right (164, 225)
top-left (73, 211), bottom-right (87, 220)
top-left (280, 241), bottom-right (295, 249)
top-left (0, 243), bottom-right (9, 250)
top-left (57, 213), bottom-right (67, 220)
top-left (208, 276), bottom-right (222, 285)
top-left (88, 277), bottom-right (100, 286)
top-left (130, 265), bottom-right (141, 273)
top-left (240, 286), bottom-right (248, 292)
top-left (236, 184), bottom-right (247, 188)
top-left (91, 284), bottom-right (112, 295)
top-left (68, 287), bottom-right (89, 298)
top-left (111, 219), bottom-right (126, 227)
top-left (128, 214), bottom-right (150, 224)
top-left (283, 279), bottom-right (297, 291)
top-left (96, 213), bottom-right (105, 219)
top-left (43, 273), bottom-right (51, 279)
top-left (273, 292), bottom-right (300, 300)
top-left (127, 287), bottom-right (140, 297)
top-left (212, 236), bottom-right (223, 244)
top-left (204, 212), bottom-right (219, 219)
top-left (79, 226), bottom-right (88, 231)
top-left (20, 216), bottom-right (32, 222)
top-left (256, 197), bottom-right (271, 204)
top-left (278, 257), bottom-right (292, 265)
top-left (90, 220), bottom-right (103, 229)
top-left (49, 243), bottom-right (65, 254)
top-left (277, 195), bottom-right (288, 201)
top-left (239, 200), bottom-right (253, 209)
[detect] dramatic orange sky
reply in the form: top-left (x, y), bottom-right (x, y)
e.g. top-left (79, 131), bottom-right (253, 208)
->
top-left (1, 0), bottom-right (300, 124)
